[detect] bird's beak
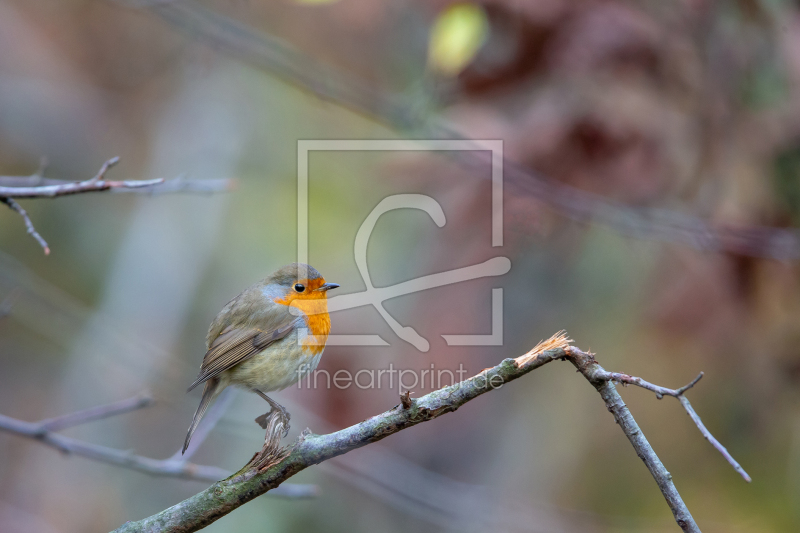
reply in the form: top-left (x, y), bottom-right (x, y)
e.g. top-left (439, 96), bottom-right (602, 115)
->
top-left (316, 282), bottom-right (340, 292)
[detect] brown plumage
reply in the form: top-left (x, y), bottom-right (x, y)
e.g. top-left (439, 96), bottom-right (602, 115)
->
top-left (182, 263), bottom-right (338, 454)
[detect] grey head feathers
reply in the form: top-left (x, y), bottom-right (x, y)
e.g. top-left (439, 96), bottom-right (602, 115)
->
top-left (266, 263), bottom-right (323, 286)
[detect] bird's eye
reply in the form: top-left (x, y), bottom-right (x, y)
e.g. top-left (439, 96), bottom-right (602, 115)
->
top-left (294, 283), bottom-right (306, 293)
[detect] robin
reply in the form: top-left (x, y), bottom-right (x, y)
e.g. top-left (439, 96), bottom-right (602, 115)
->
top-left (182, 263), bottom-right (339, 454)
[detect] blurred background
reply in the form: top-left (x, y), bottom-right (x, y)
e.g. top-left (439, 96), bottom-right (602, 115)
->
top-left (1, 0), bottom-right (799, 531)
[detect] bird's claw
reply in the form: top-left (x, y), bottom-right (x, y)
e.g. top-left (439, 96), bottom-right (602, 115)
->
top-left (254, 405), bottom-right (290, 437)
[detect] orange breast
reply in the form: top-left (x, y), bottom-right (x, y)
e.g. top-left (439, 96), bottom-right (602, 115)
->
top-left (274, 279), bottom-right (331, 355)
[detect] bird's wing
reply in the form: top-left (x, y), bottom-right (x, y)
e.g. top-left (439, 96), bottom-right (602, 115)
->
top-left (187, 318), bottom-right (297, 392)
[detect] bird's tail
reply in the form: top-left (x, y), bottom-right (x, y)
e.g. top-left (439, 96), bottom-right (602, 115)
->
top-left (183, 378), bottom-right (221, 455)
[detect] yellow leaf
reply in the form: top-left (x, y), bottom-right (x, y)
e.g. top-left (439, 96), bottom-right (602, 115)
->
top-left (428, 3), bottom-right (489, 77)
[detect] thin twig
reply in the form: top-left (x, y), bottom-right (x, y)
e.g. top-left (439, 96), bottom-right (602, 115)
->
top-left (598, 369), bottom-right (750, 482)
top-left (0, 400), bottom-right (314, 498)
top-left (601, 371), bottom-right (704, 399)
top-left (111, 333), bottom-right (728, 533)
top-left (118, 175), bottom-right (235, 195)
top-left (88, 156), bottom-right (120, 182)
top-left (677, 395), bottom-right (751, 482)
top-left (0, 197), bottom-right (50, 254)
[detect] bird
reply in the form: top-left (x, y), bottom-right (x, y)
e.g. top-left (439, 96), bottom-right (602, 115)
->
top-left (182, 263), bottom-right (339, 454)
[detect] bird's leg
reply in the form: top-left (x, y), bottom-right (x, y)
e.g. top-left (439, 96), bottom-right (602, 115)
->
top-left (253, 389), bottom-right (290, 433)
top-left (249, 389), bottom-right (291, 470)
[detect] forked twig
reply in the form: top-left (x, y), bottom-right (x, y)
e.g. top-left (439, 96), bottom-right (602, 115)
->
top-left (599, 369), bottom-right (750, 482)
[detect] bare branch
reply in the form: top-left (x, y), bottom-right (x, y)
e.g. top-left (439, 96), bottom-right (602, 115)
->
top-left (0, 157), bottom-right (162, 198)
top-left (596, 368), bottom-right (751, 482)
top-left (111, 333), bottom-right (741, 533)
top-left (601, 370), bottom-right (704, 399)
top-left (566, 348), bottom-right (699, 531)
top-left (0, 174), bottom-right (233, 195)
top-left (0, 397), bottom-right (314, 499)
top-left (677, 395), bottom-right (751, 483)
top-left (0, 157), bottom-right (235, 197)
top-left (0, 157), bottom-right (233, 253)
top-left (1, 197), bottom-right (50, 255)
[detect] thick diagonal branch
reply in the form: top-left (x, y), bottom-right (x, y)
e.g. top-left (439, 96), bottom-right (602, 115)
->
top-left (112, 332), bottom-right (746, 533)
top-left (566, 347), bottom-right (700, 532)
